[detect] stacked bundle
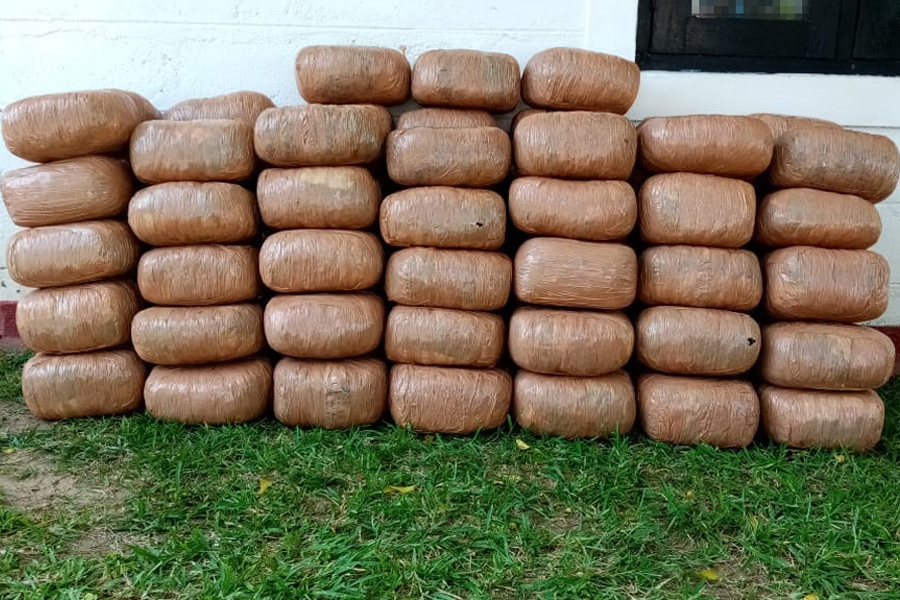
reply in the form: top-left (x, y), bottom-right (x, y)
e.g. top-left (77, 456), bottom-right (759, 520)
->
top-left (634, 115), bottom-right (773, 447)
top-left (2, 90), bottom-right (156, 420)
top-left (255, 46), bottom-right (404, 429)
top-left (509, 48), bottom-right (640, 439)
top-left (754, 115), bottom-right (899, 451)
top-left (384, 49), bottom-right (517, 434)
top-left (129, 92), bottom-right (271, 424)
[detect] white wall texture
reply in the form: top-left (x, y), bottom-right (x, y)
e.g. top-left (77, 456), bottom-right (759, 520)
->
top-left (1, 0), bottom-right (899, 321)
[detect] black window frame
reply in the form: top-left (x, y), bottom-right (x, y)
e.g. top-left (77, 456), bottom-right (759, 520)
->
top-left (636, 0), bottom-right (900, 76)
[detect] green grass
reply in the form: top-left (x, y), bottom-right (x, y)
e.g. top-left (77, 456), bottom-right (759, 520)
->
top-left (1, 351), bottom-right (899, 599)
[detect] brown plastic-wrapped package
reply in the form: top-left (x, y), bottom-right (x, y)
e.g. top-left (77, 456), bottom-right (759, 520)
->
top-left (760, 322), bottom-right (894, 391)
top-left (259, 230), bottom-right (383, 293)
top-left (128, 182), bottom-right (257, 246)
top-left (295, 45), bottom-right (410, 105)
top-left (638, 374), bottom-right (759, 448)
top-left (639, 173), bottom-right (755, 247)
top-left (138, 246), bottom-right (260, 307)
top-left (751, 113), bottom-right (841, 142)
top-left (8, 220), bottom-right (139, 288)
top-left (1, 156), bottom-right (133, 228)
top-left (130, 119), bottom-right (255, 184)
top-left (514, 238), bottom-right (637, 310)
top-left (509, 177), bottom-right (636, 242)
top-left (256, 167), bottom-right (379, 230)
top-left (639, 246), bottom-right (762, 312)
top-left (769, 128), bottom-right (900, 202)
top-left (759, 385), bottom-right (883, 451)
top-left (2, 89), bottom-right (158, 162)
top-left (274, 357), bottom-right (387, 428)
top-left (385, 306), bottom-right (504, 368)
top-left (514, 370), bottom-right (635, 439)
top-left (264, 293), bottom-right (384, 359)
top-left (386, 127), bottom-right (511, 187)
top-left (755, 188), bottom-right (881, 249)
top-left (396, 108), bottom-right (496, 129)
top-left (389, 364), bottom-right (512, 433)
top-left (636, 306), bottom-right (761, 376)
top-left (380, 187), bottom-right (506, 250)
top-left (23, 349), bottom-right (145, 420)
top-left (164, 91), bottom-right (274, 124)
top-left (17, 280), bottom-right (140, 354)
top-left (411, 49), bottom-right (520, 112)
top-left (521, 47), bottom-right (640, 114)
top-left (509, 307), bottom-right (633, 376)
top-left (385, 247), bottom-right (512, 311)
top-left (509, 108), bottom-right (546, 138)
top-left (637, 115), bottom-right (773, 178)
top-left (254, 105), bottom-right (391, 167)
top-left (145, 358), bottom-right (271, 425)
top-left (132, 304), bottom-right (264, 366)
top-left (514, 111), bottom-right (637, 180)
top-left (764, 247), bottom-right (889, 322)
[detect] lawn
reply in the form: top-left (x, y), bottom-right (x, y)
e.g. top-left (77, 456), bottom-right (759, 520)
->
top-left (1, 350), bottom-right (899, 599)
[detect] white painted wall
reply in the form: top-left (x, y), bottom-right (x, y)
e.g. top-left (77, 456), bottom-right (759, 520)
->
top-left (1, 0), bottom-right (899, 321)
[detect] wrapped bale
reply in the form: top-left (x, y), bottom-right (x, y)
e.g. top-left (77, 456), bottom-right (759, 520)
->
top-left (137, 245), bottom-right (260, 306)
top-left (759, 385), bottom-right (883, 451)
top-left (751, 113), bottom-right (841, 142)
top-left (130, 119), bottom-right (255, 184)
top-left (17, 280), bottom-right (140, 354)
top-left (386, 127), bottom-right (511, 187)
top-left (514, 238), bottom-right (637, 310)
top-left (764, 247), bottom-right (889, 322)
top-left (639, 246), bottom-right (762, 312)
top-left (254, 105), bottom-right (391, 167)
top-left (2, 89), bottom-right (157, 162)
top-left (295, 45), bottom-right (410, 105)
top-left (760, 322), bottom-right (894, 391)
top-left (514, 111), bottom-right (636, 180)
top-left (256, 167), bottom-right (379, 230)
top-left (128, 182), bottom-right (257, 245)
top-left (509, 307), bottom-right (633, 376)
top-left (132, 304), bottom-right (264, 366)
top-left (273, 357), bottom-right (387, 428)
top-left (264, 293), bottom-right (383, 359)
top-left (164, 91), bottom-right (274, 124)
top-left (509, 108), bottom-right (546, 138)
top-left (396, 108), bottom-right (496, 129)
top-left (514, 370), bottom-right (635, 439)
top-left (639, 173), bottom-right (755, 247)
top-left (0, 156), bottom-right (133, 227)
top-left (636, 306), bottom-right (760, 376)
top-left (411, 49), bottom-right (520, 112)
top-left (389, 364), bottom-right (512, 433)
top-left (380, 187), bottom-right (506, 250)
top-left (509, 177), bottom-right (636, 242)
top-left (755, 188), bottom-right (881, 249)
top-left (638, 374), bottom-right (759, 448)
top-left (385, 248), bottom-right (511, 311)
top-left (145, 358), bottom-right (272, 425)
top-left (637, 115), bottom-right (773, 178)
top-left (259, 230), bottom-right (382, 293)
top-left (8, 220), bottom-right (139, 288)
top-left (22, 349), bottom-right (145, 420)
top-left (385, 306), bottom-right (504, 367)
top-left (521, 47), bottom-right (640, 114)
top-left (769, 128), bottom-right (899, 202)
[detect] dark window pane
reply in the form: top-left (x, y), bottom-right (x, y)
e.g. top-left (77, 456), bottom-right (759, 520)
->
top-left (854, 0), bottom-right (900, 60)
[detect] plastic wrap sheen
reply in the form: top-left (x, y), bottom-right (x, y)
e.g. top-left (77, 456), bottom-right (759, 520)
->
top-left (385, 248), bottom-right (512, 311)
top-left (411, 49), bottom-right (520, 112)
top-left (514, 370), bottom-right (635, 439)
top-left (164, 91), bottom-right (274, 124)
top-left (385, 306), bottom-right (504, 367)
top-left (396, 108), bottom-right (496, 129)
top-left (514, 238), bottom-right (637, 310)
top-left (137, 246), bottom-right (260, 306)
top-left (389, 364), bottom-right (512, 433)
top-left (295, 45), bottom-right (410, 105)
top-left (751, 113), bottom-right (841, 142)
top-left (380, 187), bottom-right (506, 249)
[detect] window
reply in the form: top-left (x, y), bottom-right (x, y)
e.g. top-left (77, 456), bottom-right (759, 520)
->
top-left (636, 0), bottom-right (900, 75)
